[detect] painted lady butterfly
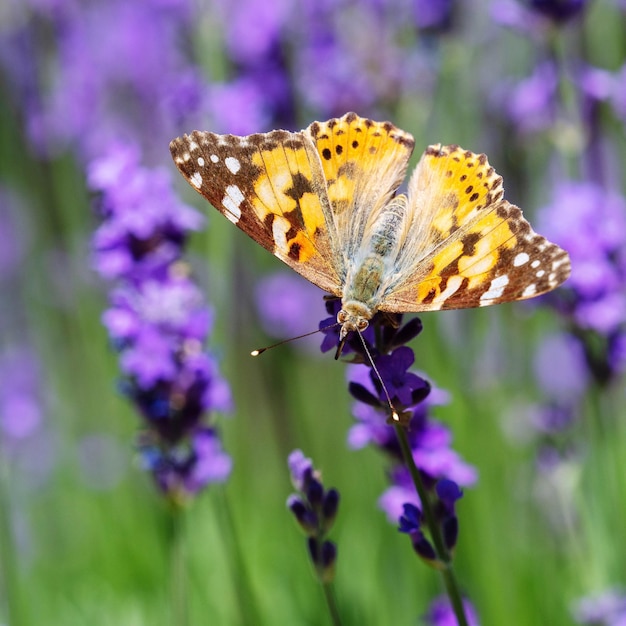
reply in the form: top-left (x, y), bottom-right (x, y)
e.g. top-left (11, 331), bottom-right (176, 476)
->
top-left (170, 112), bottom-right (570, 341)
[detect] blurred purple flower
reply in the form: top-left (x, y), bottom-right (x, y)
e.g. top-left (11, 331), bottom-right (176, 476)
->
top-left (574, 589), bottom-right (626, 625)
top-left (91, 142), bottom-right (232, 501)
top-left (255, 272), bottom-right (327, 353)
top-left (89, 143), bottom-right (205, 281)
top-left (291, 0), bottom-right (417, 118)
top-left (0, 347), bottom-right (43, 442)
top-left (17, 0), bottom-right (207, 158)
top-left (141, 427), bottom-right (232, 496)
top-left (425, 595), bottom-right (480, 626)
top-left (413, 0), bottom-right (456, 32)
top-left (538, 181), bottom-right (626, 382)
top-left (533, 332), bottom-right (589, 402)
top-left (493, 61), bottom-right (559, 134)
top-left (214, 0), bottom-right (292, 65)
top-left (208, 79), bottom-right (271, 135)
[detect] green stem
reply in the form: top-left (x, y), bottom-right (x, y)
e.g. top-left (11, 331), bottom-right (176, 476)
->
top-left (393, 424), bottom-right (469, 626)
top-left (169, 504), bottom-right (188, 626)
top-left (214, 489), bottom-right (263, 626)
top-left (321, 581), bottom-right (343, 626)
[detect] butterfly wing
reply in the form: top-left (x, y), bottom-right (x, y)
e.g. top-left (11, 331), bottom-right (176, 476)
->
top-left (169, 129), bottom-right (343, 295)
top-left (303, 112), bottom-right (416, 266)
top-left (382, 144), bottom-right (571, 311)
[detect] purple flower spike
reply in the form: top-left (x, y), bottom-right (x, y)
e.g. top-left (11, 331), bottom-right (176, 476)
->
top-left (538, 181), bottom-right (626, 384)
top-left (287, 450), bottom-right (340, 583)
top-left (91, 142), bottom-right (232, 502)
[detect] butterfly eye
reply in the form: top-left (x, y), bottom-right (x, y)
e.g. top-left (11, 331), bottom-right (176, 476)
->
top-left (356, 319), bottom-right (369, 331)
top-left (337, 310), bottom-right (348, 324)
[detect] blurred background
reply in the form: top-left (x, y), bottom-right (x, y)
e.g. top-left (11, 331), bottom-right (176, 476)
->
top-left (1, 0), bottom-right (626, 624)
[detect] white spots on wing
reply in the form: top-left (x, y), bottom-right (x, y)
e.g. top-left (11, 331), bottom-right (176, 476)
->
top-left (522, 284), bottom-right (537, 297)
top-left (480, 274), bottom-right (509, 302)
top-left (271, 215), bottom-right (291, 255)
top-left (190, 172), bottom-right (202, 188)
top-left (222, 184), bottom-right (244, 223)
top-left (210, 154), bottom-right (219, 163)
top-left (225, 156), bottom-right (241, 174)
top-left (197, 157), bottom-right (205, 166)
top-left (182, 152), bottom-right (191, 162)
top-left (536, 269), bottom-right (545, 278)
top-left (531, 259), bottom-right (540, 268)
top-left (434, 275), bottom-right (463, 305)
top-left (513, 252), bottom-right (530, 266)
top-left (174, 155), bottom-right (185, 164)
top-left (188, 140), bottom-right (199, 152)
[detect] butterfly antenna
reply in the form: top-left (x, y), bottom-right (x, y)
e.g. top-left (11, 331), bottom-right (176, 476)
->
top-left (251, 322), bottom-right (340, 356)
top-left (356, 331), bottom-right (401, 423)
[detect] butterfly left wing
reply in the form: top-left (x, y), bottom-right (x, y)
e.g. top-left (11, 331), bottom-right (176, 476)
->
top-left (382, 144), bottom-right (570, 312)
top-left (303, 112), bottom-right (416, 264)
top-left (169, 129), bottom-right (343, 296)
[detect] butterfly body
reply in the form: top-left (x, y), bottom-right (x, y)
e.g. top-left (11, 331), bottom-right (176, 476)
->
top-left (170, 112), bottom-right (570, 342)
top-left (340, 195), bottom-right (410, 337)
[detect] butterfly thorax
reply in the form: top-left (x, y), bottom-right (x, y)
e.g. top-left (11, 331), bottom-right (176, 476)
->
top-left (338, 196), bottom-right (408, 339)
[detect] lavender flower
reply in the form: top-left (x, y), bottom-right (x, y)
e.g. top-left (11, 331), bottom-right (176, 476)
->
top-left (345, 353), bottom-right (477, 524)
top-left (398, 479), bottom-right (463, 563)
top-left (574, 589), bottom-right (626, 625)
top-left (413, 0), bottom-right (456, 33)
top-left (425, 595), bottom-right (480, 626)
top-left (210, 0), bottom-right (295, 129)
top-left (19, 0), bottom-right (207, 159)
top-left (91, 143), bottom-right (232, 501)
top-left (0, 347), bottom-right (43, 443)
top-left (287, 450), bottom-right (339, 583)
top-left (491, 61), bottom-right (559, 135)
top-left (538, 181), bottom-right (626, 384)
top-left (320, 306), bottom-right (477, 573)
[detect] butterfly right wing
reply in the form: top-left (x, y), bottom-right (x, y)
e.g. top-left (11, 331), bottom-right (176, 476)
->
top-left (169, 129), bottom-right (343, 296)
top-left (382, 144), bottom-right (570, 312)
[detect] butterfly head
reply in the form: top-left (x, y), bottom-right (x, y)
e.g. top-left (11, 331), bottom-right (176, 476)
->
top-left (337, 301), bottom-right (373, 341)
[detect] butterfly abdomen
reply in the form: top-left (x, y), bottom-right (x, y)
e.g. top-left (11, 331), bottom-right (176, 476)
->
top-left (342, 197), bottom-right (408, 314)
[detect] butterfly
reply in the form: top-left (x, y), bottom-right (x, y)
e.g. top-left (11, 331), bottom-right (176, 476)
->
top-left (169, 112), bottom-right (570, 344)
